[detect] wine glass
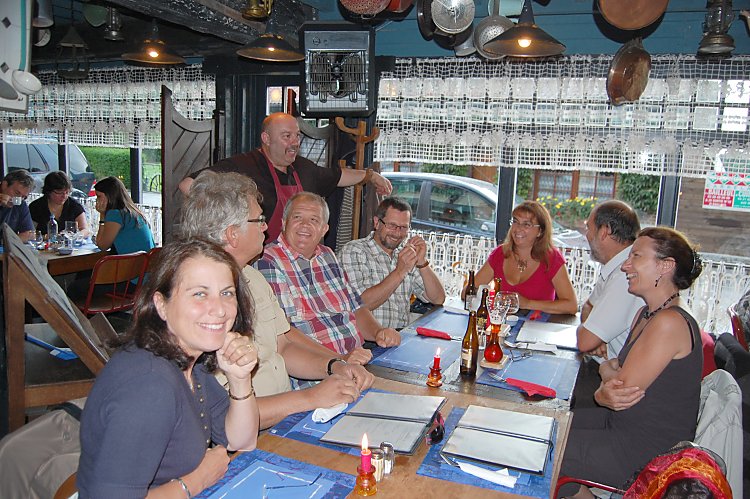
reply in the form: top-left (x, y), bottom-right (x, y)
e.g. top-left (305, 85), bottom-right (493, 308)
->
top-left (489, 296), bottom-right (509, 336)
top-left (503, 292), bottom-right (520, 316)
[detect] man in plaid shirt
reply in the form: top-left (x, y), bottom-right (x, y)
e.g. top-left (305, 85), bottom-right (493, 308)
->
top-left (256, 192), bottom-right (401, 382)
top-left (339, 197), bottom-right (445, 329)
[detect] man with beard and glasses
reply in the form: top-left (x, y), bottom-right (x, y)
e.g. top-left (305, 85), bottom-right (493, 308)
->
top-left (180, 112), bottom-right (392, 242)
top-left (339, 197), bottom-right (445, 330)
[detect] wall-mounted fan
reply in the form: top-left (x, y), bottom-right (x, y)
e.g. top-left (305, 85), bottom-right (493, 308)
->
top-left (301, 23), bottom-right (376, 117)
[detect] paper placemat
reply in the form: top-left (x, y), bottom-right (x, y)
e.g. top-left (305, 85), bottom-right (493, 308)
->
top-left (416, 408), bottom-right (556, 498)
top-left (369, 330), bottom-right (462, 374)
top-left (475, 353), bottom-right (580, 400)
top-left (195, 449), bottom-right (355, 498)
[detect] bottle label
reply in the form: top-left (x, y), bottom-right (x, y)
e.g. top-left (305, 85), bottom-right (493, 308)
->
top-left (476, 317), bottom-right (487, 333)
top-left (461, 348), bottom-right (475, 364)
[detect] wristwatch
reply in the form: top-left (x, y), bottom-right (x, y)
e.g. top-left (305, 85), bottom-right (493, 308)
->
top-left (327, 357), bottom-right (347, 375)
top-left (416, 260), bottom-right (430, 269)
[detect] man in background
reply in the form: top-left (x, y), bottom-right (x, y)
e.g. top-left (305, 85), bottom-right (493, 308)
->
top-left (0, 170), bottom-right (34, 242)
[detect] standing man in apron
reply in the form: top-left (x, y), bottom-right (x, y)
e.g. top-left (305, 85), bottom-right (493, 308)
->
top-left (180, 112), bottom-right (392, 242)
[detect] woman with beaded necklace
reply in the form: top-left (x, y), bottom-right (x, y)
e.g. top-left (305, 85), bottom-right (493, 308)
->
top-left (464, 200), bottom-right (577, 314)
top-left (558, 227), bottom-right (704, 498)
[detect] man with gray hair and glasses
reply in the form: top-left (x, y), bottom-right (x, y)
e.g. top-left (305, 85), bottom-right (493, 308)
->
top-left (181, 171), bottom-right (373, 429)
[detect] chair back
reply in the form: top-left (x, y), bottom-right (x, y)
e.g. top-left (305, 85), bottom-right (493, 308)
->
top-left (76, 252), bottom-right (148, 316)
top-left (695, 369), bottom-right (743, 498)
top-left (728, 305), bottom-right (749, 351)
top-left (145, 246), bottom-right (162, 274)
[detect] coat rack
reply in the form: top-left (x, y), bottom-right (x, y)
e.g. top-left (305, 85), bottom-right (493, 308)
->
top-left (335, 117), bottom-right (379, 240)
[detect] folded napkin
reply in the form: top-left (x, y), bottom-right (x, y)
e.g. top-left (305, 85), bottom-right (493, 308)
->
top-left (311, 403), bottom-right (348, 423)
top-left (528, 310), bottom-right (543, 321)
top-left (505, 377), bottom-right (556, 398)
top-left (416, 327), bottom-right (452, 340)
top-left (457, 461), bottom-right (517, 488)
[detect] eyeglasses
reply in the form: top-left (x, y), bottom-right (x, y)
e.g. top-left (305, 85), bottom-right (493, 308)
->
top-left (247, 215), bottom-right (267, 225)
top-left (51, 189), bottom-right (70, 196)
top-left (378, 218), bottom-right (410, 232)
top-left (509, 218), bottom-right (540, 230)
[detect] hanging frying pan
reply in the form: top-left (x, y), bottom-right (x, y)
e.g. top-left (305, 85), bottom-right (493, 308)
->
top-left (474, 0), bottom-right (513, 60)
top-left (607, 38), bottom-right (651, 106)
top-left (417, 0), bottom-right (437, 40)
top-left (598, 0), bottom-right (669, 30)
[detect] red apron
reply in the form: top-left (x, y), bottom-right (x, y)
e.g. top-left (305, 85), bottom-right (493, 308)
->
top-left (263, 151), bottom-right (302, 242)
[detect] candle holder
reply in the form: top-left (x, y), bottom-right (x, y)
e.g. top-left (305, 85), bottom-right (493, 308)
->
top-left (355, 465), bottom-right (378, 496)
top-left (426, 365), bottom-right (443, 387)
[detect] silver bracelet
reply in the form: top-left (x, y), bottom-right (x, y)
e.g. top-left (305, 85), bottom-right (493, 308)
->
top-left (173, 477), bottom-right (192, 498)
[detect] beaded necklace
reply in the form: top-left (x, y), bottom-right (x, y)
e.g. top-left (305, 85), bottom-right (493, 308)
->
top-left (643, 291), bottom-right (680, 320)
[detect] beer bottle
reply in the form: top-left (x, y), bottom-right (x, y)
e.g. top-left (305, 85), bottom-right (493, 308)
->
top-left (493, 277), bottom-right (503, 293)
top-left (460, 311), bottom-right (479, 378)
top-left (464, 270), bottom-right (477, 311)
top-left (476, 288), bottom-right (489, 349)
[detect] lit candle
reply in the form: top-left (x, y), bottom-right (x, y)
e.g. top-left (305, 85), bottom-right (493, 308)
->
top-left (432, 347), bottom-right (441, 370)
top-left (488, 280), bottom-right (496, 309)
top-left (360, 433), bottom-right (372, 472)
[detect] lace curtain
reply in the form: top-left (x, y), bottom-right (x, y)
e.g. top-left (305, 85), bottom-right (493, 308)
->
top-left (0, 64), bottom-right (215, 149)
top-left (374, 54), bottom-right (750, 179)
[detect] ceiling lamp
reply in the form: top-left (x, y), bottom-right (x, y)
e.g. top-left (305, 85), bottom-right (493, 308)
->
top-left (237, 33), bottom-right (304, 62)
top-left (32, 0), bottom-right (54, 28)
top-left (698, 0), bottom-right (735, 56)
top-left (55, 25), bottom-right (90, 80)
top-left (242, 0), bottom-right (274, 21)
top-left (483, 0), bottom-right (565, 58)
top-left (103, 7), bottom-right (125, 42)
top-left (122, 20), bottom-right (185, 65)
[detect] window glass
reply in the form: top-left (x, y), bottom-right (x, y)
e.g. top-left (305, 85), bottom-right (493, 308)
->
top-left (389, 178), bottom-right (421, 214)
top-left (429, 182), bottom-right (470, 229)
top-left (6, 144), bottom-right (30, 172)
top-left (26, 145), bottom-right (49, 173)
top-left (141, 148), bottom-right (162, 207)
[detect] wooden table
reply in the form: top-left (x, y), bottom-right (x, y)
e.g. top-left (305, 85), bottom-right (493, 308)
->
top-left (36, 245), bottom-right (107, 276)
top-left (253, 377), bottom-right (572, 498)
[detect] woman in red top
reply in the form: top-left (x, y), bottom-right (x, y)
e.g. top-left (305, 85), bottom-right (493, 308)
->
top-left (465, 200), bottom-right (577, 314)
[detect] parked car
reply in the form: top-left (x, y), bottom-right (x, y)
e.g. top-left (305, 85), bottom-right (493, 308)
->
top-left (382, 171), bottom-right (589, 248)
top-left (3, 143), bottom-right (96, 196)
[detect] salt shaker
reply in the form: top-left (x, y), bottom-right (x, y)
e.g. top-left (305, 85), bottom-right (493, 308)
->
top-left (380, 441), bottom-right (395, 474)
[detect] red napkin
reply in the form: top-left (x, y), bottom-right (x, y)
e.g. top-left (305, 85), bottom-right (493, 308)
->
top-left (505, 377), bottom-right (556, 398)
top-left (416, 327), bottom-right (452, 340)
top-left (528, 310), bottom-right (542, 321)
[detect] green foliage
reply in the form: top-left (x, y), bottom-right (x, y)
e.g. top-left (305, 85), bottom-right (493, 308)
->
top-left (421, 163), bottom-right (469, 177)
top-left (79, 147), bottom-right (130, 185)
top-left (537, 195), bottom-right (597, 228)
top-left (516, 168), bottom-right (533, 199)
top-left (617, 174), bottom-right (660, 214)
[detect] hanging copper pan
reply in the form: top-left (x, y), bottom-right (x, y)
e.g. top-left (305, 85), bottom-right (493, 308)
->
top-left (607, 38), bottom-right (651, 106)
top-left (386, 0), bottom-right (413, 13)
top-left (598, 0), bottom-right (669, 30)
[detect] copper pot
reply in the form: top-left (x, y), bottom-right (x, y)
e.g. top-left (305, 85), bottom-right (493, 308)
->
top-left (598, 0), bottom-right (669, 30)
top-left (340, 0), bottom-right (390, 16)
top-left (607, 38), bottom-right (651, 106)
top-left (386, 0), bottom-right (413, 13)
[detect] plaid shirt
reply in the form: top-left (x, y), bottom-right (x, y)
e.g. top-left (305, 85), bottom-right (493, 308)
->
top-left (255, 235), bottom-right (364, 358)
top-left (338, 233), bottom-right (428, 329)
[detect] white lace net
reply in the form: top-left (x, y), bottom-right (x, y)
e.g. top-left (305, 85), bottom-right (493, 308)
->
top-left (375, 54), bottom-right (750, 179)
top-left (0, 64), bottom-right (215, 149)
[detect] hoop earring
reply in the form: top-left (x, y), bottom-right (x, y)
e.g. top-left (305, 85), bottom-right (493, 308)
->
top-left (655, 275), bottom-right (662, 288)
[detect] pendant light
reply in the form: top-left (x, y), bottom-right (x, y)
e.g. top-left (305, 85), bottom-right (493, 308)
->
top-left (483, 0), bottom-right (565, 58)
top-left (698, 0), bottom-right (735, 56)
top-left (55, 26), bottom-right (90, 80)
top-left (236, 3), bottom-right (303, 62)
top-left (122, 20), bottom-right (185, 65)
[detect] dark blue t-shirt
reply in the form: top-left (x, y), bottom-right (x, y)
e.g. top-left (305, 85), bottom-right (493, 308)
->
top-left (0, 202), bottom-right (34, 235)
top-left (77, 347), bottom-right (229, 498)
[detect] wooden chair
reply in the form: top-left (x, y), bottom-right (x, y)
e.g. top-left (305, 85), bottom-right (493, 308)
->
top-left (73, 252), bottom-right (148, 316)
top-left (145, 246), bottom-right (163, 274)
top-left (54, 472), bottom-right (77, 499)
top-left (728, 305), bottom-right (749, 351)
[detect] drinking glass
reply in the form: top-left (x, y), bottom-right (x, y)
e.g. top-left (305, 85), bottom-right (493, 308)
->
top-left (504, 292), bottom-right (520, 316)
top-left (489, 298), bottom-right (509, 335)
top-left (65, 221), bottom-right (78, 235)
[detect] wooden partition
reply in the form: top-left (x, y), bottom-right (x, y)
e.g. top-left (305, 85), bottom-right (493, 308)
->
top-left (2, 227), bottom-right (113, 431)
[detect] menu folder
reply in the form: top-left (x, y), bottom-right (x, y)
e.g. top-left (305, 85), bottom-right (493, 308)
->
top-left (441, 405), bottom-right (555, 474)
top-left (320, 392), bottom-right (446, 454)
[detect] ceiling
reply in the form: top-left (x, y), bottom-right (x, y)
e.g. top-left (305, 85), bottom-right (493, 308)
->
top-left (31, 0), bottom-right (318, 66)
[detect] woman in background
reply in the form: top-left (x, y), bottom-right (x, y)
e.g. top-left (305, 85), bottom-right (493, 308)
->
top-left (94, 176), bottom-right (155, 254)
top-left (29, 171), bottom-right (87, 235)
top-left (77, 239), bottom-right (260, 497)
top-left (559, 228), bottom-right (703, 498)
top-left (464, 200), bottom-right (577, 314)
